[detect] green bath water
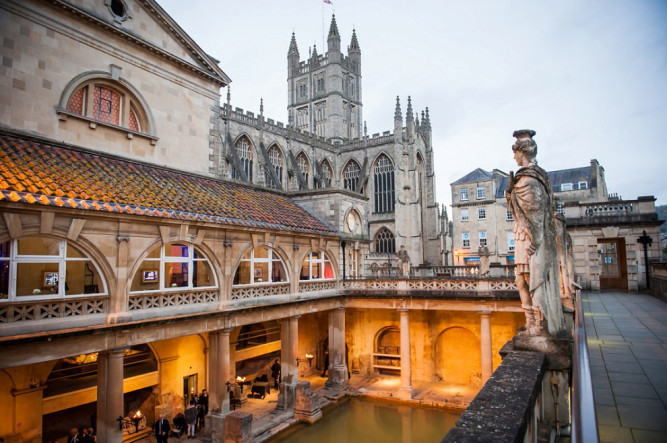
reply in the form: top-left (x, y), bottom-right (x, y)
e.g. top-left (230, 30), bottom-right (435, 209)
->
top-left (269, 397), bottom-right (461, 443)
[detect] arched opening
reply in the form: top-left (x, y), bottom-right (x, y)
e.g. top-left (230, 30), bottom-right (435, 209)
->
top-left (233, 246), bottom-right (288, 286)
top-left (373, 327), bottom-right (400, 374)
top-left (42, 344), bottom-right (158, 441)
top-left (434, 327), bottom-right (481, 386)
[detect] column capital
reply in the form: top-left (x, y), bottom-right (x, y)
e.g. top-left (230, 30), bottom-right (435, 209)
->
top-left (397, 307), bottom-right (409, 313)
top-left (478, 310), bottom-right (492, 316)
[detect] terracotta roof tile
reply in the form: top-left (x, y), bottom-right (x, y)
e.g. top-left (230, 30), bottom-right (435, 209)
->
top-left (0, 132), bottom-right (337, 236)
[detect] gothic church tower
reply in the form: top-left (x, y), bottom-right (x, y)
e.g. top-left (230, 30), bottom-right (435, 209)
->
top-left (287, 15), bottom-right (362, 144)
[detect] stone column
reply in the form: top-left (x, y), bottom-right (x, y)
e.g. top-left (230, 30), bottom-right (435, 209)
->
top-left (479, 311), bottom-right (493, 383)
top-left (325, 308), bottom-right (348, 390)
top-left (207, 331), bottom-right (219, 412)
top-left (398, 309), bottom-right (413, 399)
top-left (96, 348), bottom-right (125, 443)
top-left (278, 316), bottom-right (299, 410)
top-left (218, 329), bottom-right (232, 414)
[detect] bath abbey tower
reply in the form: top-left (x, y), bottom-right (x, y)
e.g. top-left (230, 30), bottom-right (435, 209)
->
top-left (216, 15), bottom-right (445, 272)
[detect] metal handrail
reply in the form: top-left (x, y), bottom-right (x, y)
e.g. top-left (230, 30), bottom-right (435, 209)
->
top-left (571, 284), bottom-right (599, 443)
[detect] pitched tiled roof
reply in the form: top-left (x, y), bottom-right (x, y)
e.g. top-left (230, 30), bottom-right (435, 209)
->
top-left (0, 131), bottom-right (337, 236)
top-left (451, 168), bottom-right (492, 185)
top-left (495, 166), bottom-right (593, 197)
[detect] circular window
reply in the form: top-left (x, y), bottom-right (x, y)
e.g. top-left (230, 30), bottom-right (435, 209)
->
top-left (110, 0), bottom-right (125, 17)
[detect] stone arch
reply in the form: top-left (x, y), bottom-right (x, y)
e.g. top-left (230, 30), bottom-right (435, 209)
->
top-left (298, 248), bottom-right (338, 280)
top-left (232, 134), bottom-right (255, 182)
top-left (127, 239), bottom-right (221, 296)
top-left (434, 326), bottom-right (481, 385)
top-left (0, 227), bottom-right (114, 299)
top-left (230, 244), bottom-right (291, 288)
top-left (58, 70), bottom-right (156, 135)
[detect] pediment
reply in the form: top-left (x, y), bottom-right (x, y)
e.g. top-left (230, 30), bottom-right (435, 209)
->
top-left (52, 0), bottom-right (230, 85)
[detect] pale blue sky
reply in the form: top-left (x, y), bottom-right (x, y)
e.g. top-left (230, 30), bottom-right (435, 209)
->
top-left (160, 0), bottom-right (667, 208)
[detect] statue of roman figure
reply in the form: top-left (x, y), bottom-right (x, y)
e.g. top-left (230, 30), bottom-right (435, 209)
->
top-left (506, 130), bottom-right (565, 336)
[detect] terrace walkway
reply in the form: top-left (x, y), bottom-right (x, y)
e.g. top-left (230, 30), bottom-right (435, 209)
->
top-left (583, 292), bottom-right (667, 443)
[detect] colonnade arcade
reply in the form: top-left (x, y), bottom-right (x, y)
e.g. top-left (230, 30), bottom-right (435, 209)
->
top-left (1, 302), bottom-right (520, 441)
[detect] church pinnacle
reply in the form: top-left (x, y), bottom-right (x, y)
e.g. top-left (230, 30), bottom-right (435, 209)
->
top-left (288, 32), bottom-right (299, 57)
top-left (394, 96), bottom-right (402, 121)
top-left (349, 28), bottom-right (360, 52)
top-left (328, 14), bottom-right (340, 39)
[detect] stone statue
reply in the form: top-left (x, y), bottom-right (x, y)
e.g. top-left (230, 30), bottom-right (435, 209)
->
top-left (554, 212), bottom-right (575, 311)
top-left (506, 130), bottom-right (565, 336)
top-left (397, 245), bottom-right (410, 277)
top-left (478, 245), bottom-right (490, 276)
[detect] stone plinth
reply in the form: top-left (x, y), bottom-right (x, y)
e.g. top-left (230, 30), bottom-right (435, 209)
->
top-left (205, 412), bottom-right (225, 442)
top-left (294, 381), bottom-right (322, 424)
top-left (512, 334), bottom-right (571, 370)
top-left (224, 411), bottom-right (252, 443)
top-left (276, 382), bottom-right (295, 411)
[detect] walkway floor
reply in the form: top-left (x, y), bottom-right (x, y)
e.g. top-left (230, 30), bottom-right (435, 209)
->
top-left (582, 291), bottom-right (667, 443)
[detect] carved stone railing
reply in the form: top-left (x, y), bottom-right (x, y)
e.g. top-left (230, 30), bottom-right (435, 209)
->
top-left (343, 278), bottom-right (517, 294)
top-left (230, 283), bottom-right (290, 300)
top-left (584, 202), bottom-right (633, 217)
top-left (128, 289), bottom-right (217, 311)
top-left (298, 280), bottom-right (337, 293)
top-left (0, 296), bottom-right (108, 323)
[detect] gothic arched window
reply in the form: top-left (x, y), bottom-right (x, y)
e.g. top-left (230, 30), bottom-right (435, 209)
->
top-left (317, 160), bottom-right (333, 189)
top-left (374, 154), bottom-right (395, 213)
top-left (296, 152), bottom-right (310, 189)
top-left (374, 228), bottom-right (396, 254)
top-left (232, 136), bottom-right (253, 181)
top-left (343, 160), bottom-right (361, 192)
top-left (265, 145), bottom-right (283, 189)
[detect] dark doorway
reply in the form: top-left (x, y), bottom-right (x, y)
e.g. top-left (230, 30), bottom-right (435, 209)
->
top-left (183, 374), bottom-right (198, 408)
top-left (599, 238), bottom-right (628, 290)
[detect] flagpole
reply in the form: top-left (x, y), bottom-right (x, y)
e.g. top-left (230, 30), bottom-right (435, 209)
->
top-left (322, 1), bottom-right (325, 51)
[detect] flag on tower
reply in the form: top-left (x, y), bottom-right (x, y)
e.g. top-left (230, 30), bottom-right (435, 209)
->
top-left (323, 0), bottom-right (332, 4)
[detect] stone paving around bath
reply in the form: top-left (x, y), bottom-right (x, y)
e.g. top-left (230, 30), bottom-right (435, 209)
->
top-left (583, 292), bottom-right (667, 443)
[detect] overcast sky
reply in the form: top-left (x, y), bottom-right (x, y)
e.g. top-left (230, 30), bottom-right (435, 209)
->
top-left (159, 0), bottom-right (667, 209)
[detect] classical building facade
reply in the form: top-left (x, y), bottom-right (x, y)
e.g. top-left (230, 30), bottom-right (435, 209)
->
top-left (0, 1), bottom-right (520, 442)
top-left (450, 160), bottom-right (662, 291)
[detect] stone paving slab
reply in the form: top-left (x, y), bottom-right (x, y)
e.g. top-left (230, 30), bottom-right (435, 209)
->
top-left (583, 292), bottom-right (667, 443)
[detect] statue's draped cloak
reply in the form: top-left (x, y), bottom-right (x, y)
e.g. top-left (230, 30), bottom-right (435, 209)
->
top-left (508, 164), bottom-right (565, 334)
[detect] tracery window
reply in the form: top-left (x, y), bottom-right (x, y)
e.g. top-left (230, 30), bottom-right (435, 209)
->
top-left (232, 137), bottom-right (253, 181)
top-left (296, 106), bottom-right (308, 132)
top-left (130, 243), bottom-right (216, 292)
top-left (343, 160), bottom-right (361, 192)
top-left (374, 154), bottom-right (395, 213)
top-left (0, 237), bottom-right (106, 300)
top-left (265, 145), bottom-right (283, 189)
top-left (233, 247), bottom-right (287, 285)
top-left (296, 152), bottom-right (310, 189)
top-left (317, 160), bottom-right (333, 189)
top-left (374, 228), bottom-right (396, 254)
top-left (300, 251), bottom-right (335, 280)
top-left (63, 79), bottom-right (150, 134)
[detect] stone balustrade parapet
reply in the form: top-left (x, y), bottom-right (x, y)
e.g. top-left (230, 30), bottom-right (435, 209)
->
top-left (442, 349), bottom-right (547, 443)
top-left (0, 277), bottom-right (518, 336)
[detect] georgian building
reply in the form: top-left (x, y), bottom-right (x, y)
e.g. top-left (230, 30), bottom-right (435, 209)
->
top-left (0, 1), bottom-right (522, 442)
top-left (450, 160), bottom-right (662, 291)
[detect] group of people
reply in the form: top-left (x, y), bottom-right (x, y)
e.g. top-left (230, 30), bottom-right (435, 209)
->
top-left (67, 427), bottom-right (95, 443)
top-left (154, 389), bottom-right (209, 442)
